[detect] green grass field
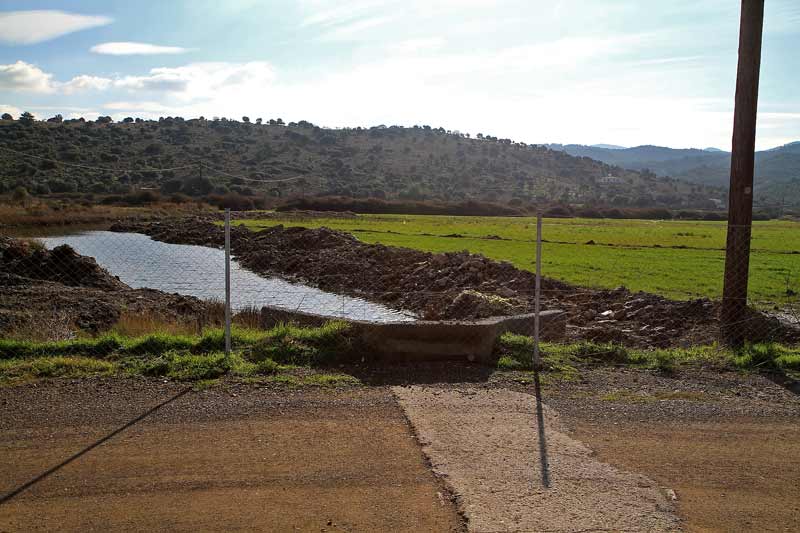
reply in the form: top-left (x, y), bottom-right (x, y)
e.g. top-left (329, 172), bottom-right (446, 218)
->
top-left (234, 214), bottom-right (800, 304)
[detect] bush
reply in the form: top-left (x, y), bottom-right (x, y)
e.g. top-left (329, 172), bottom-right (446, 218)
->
top-left (206, 193), bottom-right (258, 210)
top-left (277, 196), bottom-right (525, 216)
top-left (119, 190), bottom-right (161, 205)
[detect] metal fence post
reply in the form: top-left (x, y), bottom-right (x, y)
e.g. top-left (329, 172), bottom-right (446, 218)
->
top-left (224, 208), bottom-right (232, 360)
top-left (533, 212), bottom-right (542, 369)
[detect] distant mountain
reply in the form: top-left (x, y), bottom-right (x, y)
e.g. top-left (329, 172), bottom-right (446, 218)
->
top-left (703, 147), bottom-right (724, 152)
top-left (545, 142), bottom-right (800, 206)
top-left (590, 143), bottom-right (627, 150)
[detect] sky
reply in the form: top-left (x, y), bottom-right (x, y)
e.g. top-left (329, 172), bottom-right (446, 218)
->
top-left (0, 0), bottom-right (797, 150)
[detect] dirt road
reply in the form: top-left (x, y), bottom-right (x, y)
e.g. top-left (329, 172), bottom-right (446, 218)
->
top-left (0, 381), bottom-right (461, 532)
top-left (2, 371), bottom-right (799, 532)
top-left (538, 368), bottom-right (800, 532)
top-left (567, 417), bottom-right (800, 532)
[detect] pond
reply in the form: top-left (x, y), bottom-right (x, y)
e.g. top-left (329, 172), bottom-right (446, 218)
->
top-left (37, 231), bottom-right (414, 323)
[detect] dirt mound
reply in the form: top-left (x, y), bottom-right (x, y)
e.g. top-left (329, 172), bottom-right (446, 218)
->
top-left (1, 237), bottom-right (127, 291)
top-left (109, 220), bottom-right (799, 348)
top-left (0, 236), bottom-right (217, 336)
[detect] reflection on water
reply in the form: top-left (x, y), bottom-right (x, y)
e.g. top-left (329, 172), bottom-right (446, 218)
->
top-left (38, 231), bottom-right (413, 323)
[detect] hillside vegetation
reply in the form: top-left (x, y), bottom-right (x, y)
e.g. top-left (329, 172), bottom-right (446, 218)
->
top-left (548, 142), bottom-right (800, 206)
top-left (0, 116), bottom-right (722, 208)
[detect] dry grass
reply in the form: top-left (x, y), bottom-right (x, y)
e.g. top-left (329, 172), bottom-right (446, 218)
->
top-left (233, 305), bottom-right (262, 329)
top-left (0, 200), bottom-right (212, 228)
top-left (110, 312), bottom-right (205, 337)
top-left (4, 313), bottom-right (76, 342)
top-left (109, 304), bottom-right (261, 337)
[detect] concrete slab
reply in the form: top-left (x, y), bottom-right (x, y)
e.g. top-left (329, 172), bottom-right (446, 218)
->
top-left (393, 385), bottom-right (681, 532)
top-left (261, 306), bottom-right (566, 363)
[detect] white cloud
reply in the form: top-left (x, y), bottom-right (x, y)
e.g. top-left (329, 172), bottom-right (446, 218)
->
top-left (0, 61), bottom-right (114, 94)
top-left (90, 42), bottom-right (190, 56)
top-left (61, 75), bottom-right (113, 94)
top-left (0, 10), bottom-right (112, 45)
top-left (66, 111), bottom-right (101, 122)
top-left (0, 61), bottom-right (55, 93)
top-left (0, 104), bottom-right (21, 118)
top-left (113, 62), bottom-right (276, 100)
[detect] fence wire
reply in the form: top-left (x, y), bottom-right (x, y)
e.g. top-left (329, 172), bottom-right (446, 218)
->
top-left (0, 211), bottom-right (798, 372)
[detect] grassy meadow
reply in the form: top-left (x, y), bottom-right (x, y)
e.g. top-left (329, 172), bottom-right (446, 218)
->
top-left (234, 214), bottom-right (800, 304)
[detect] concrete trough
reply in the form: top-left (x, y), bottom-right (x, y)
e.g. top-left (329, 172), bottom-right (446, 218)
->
top-left (260, 306), bottom-right (566, 364)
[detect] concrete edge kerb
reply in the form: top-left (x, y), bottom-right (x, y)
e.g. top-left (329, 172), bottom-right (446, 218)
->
top-left (260, 306), bottom-right (566, 363)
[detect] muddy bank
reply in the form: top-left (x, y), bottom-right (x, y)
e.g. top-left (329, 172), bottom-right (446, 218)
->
top-left (110, 218), bottom-right (798, 347)
top-left (0, 237), bottom-right (215, 337)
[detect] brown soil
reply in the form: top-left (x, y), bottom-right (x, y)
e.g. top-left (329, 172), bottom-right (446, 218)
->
top-left (0, 236), bottom-right (216, 335)
top-left (566, 418), bottom-right (800, 532)
top-left (0, 382), bottom-right (462, 532)
top-left (1, 370), bottom-right (798, 532)
top-left (532, 369), bottom-right (800, 532)
top-left (111, 218), bottom-right (798, 347)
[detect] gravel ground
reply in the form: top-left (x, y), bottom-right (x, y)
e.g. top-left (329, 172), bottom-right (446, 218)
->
top-left (393, 385), bottom-right (681, 532)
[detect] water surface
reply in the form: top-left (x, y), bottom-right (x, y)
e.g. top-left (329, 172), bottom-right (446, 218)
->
top-left (38, 231), bottom-right (413, 322)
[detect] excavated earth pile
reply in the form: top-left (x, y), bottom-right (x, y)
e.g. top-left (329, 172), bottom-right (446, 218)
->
top-left (111, 218), bottom-right (799, 348)
top-left (0, 237), bottom-right (215, 336)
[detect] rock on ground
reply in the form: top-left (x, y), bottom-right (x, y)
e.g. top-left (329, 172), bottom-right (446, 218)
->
top-left (393, 385), bottom-right (681, 532)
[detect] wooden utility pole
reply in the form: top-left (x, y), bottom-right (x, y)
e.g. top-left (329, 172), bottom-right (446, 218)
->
top-left (721, 0), bottom-right (764, 345)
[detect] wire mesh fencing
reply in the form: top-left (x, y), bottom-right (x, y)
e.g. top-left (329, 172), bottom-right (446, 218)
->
top-left (1, 209), bottom-right (798, 370)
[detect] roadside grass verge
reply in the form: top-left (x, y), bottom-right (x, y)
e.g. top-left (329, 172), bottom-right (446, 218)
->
top-left (3, 324), bottom-right (798, 387)
top-left (0, 322), bottom-right (360, 387)
top-left (0, 356), bottom-right (115, 385)
top-left (0, 321), bottom-right (351, 360)
top-left (496, 332), bottom-right (800, 376)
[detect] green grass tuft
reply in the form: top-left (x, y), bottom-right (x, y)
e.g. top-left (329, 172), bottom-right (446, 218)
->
top-left (250, 321), bottom-right (352, 365)
top-left (0, 356), bottom-right (115, 384)
top-left (0, 323), bottom-right (358, 385)
top-left (732, 343), bottom-right (800, 371)
top-left (124, 333), bottom-right (194, 355)
top-left (496, 334), bottom-right (799, 375)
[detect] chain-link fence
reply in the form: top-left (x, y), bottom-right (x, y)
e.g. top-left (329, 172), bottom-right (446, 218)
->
top-left (1, 210), bottom-right (798, 373)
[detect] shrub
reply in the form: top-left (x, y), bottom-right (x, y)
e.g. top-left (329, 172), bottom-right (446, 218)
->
top-left (277, 196), bottom-right (525, 216)
top-left (206, 193), bottom-right (257, 211)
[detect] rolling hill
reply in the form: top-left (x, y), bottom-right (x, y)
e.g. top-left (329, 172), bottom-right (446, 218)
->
top-left (0, 116), bottom-right (723, 209)
top-left (547, 141), bottom-right (800, 206)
